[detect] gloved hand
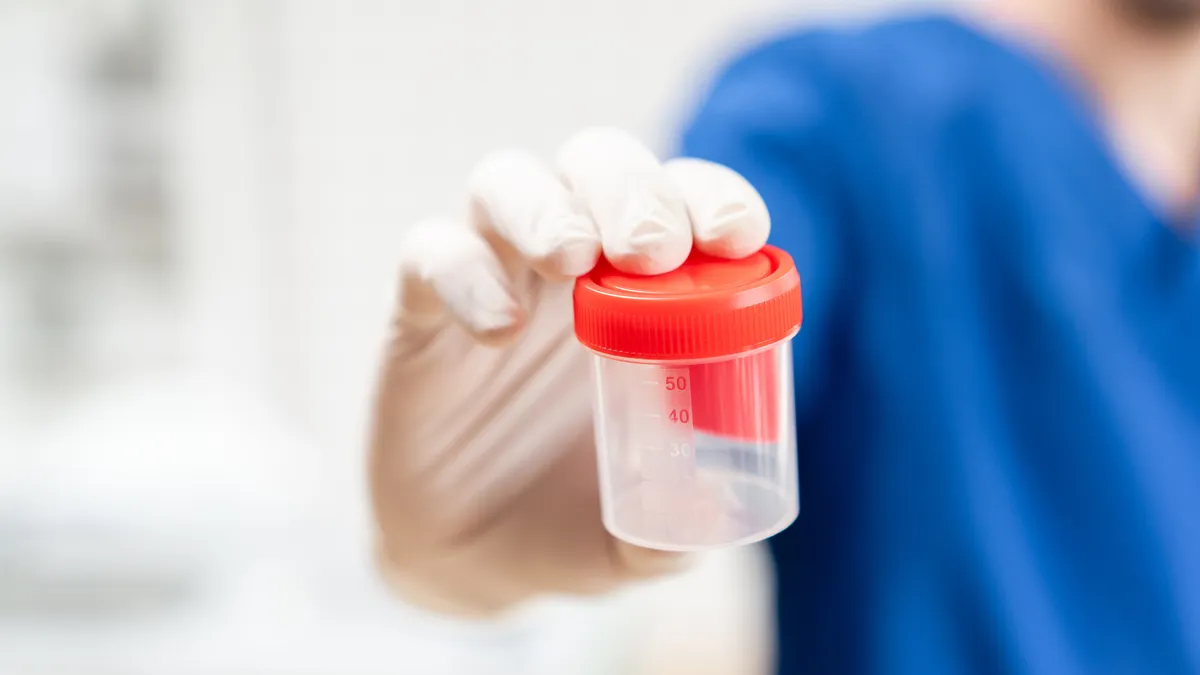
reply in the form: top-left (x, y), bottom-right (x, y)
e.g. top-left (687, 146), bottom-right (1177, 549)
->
top-left (370, 127), bottom-right (771, 617)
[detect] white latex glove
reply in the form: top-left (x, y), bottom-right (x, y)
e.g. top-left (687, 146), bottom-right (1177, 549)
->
top-left (370, 127), bottom-right (771, 617)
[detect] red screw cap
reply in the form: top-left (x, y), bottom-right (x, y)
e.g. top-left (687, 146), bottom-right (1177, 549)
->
top-left (573, 245), bottom-right (802, 361)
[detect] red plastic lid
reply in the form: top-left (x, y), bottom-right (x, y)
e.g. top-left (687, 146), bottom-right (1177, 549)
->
top-left (573, 245), bottom-right (802, 361)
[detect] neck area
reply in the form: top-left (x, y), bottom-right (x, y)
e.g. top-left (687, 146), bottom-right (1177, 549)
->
top-left (979, 0), bottom-right (1200, 217)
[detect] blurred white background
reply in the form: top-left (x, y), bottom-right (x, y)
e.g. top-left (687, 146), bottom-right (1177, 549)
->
top-left (0, 1), bottom-right (931, 673)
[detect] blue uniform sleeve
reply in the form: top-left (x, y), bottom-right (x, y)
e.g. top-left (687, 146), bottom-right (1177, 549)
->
top-left (679, 36), bottom-right (854, 423)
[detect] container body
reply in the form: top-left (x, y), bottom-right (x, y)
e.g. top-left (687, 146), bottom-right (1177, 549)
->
top-left (590, 339), bottom-right (799, 551)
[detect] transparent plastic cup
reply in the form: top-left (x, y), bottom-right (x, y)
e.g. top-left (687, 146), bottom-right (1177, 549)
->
top-left (574, 246), bottom-right (803, 551)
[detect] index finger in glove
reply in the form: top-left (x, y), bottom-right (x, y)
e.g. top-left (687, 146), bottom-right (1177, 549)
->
top-left (395, 217), bottom-right (524, 345)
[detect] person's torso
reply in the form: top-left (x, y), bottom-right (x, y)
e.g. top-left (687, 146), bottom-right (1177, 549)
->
top-left (742, 16), bottom-right (1200, 675)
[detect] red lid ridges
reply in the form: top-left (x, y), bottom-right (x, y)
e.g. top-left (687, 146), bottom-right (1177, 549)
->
top-left (573, 245), bottom-right (802, 361)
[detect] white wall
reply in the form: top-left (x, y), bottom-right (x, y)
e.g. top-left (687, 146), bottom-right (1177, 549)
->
top-left (2, 2), bottom-right (946, 673)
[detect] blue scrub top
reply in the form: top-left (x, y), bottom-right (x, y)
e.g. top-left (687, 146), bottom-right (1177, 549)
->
top-left (681, 14), bottom-right (1200, 675)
